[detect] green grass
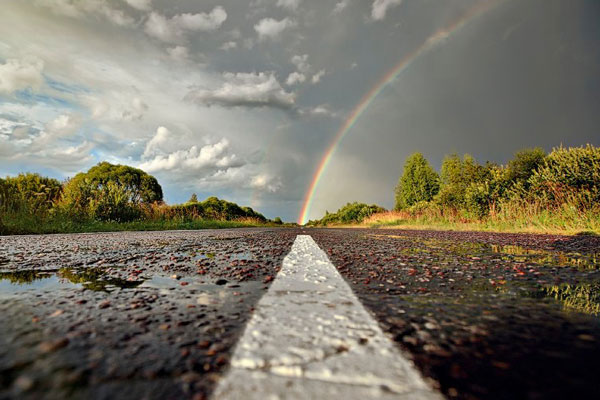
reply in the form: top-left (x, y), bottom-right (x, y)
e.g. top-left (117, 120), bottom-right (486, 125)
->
top-left (361, 204), bottom-right (600, 236)
top-left (0, 212), bottom-right (268, 235)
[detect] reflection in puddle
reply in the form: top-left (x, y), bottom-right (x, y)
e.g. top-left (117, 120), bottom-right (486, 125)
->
top-left (0, 268), bottom-right (144, 293)
top-left (538, 283), bottom-right (600, 316)
top-left (491, 244), bottom-right (600, 270)
top-left (369, 233), bottom-right (600, 270)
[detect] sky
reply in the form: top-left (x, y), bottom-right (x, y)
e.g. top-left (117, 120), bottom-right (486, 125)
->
top-left (0, 0), bottom-right (599, 223)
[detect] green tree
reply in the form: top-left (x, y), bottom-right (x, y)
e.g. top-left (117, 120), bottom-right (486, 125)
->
top-left (436, 154), bottom-right (488, 209)
top-left (273, 217), bottom-right (283, 225)
top-left (395, 153), bottom-right (440, 210)
top-left (188, 193), bottom-right (198, 203)
top-left (60, 162), bottom-right (163, 221)
top-left (0, 173), bottom-right (62, 214)
top-left (507, 147), bottom-right (546, 188)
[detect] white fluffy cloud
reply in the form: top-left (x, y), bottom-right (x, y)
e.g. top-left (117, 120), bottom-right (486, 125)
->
top-left (144, 7), bottom-right (227, 43)
top-left (0, 112), bottom-right (92, 171)
top-left (138, 126), bottom-right (281, 192)
top-left (123, 0), bottom-right (151, 11)
top-left (254, 18), bottom-right (296, 40)
top-left (185, 72), bottom-right (295, 110)
top-left (143, 126), bottom-right (170, 158)
top-left (140, 138), bottom-right (241, 173)
top-left (371, 0), bottom-right (402, 20)
top-left (291, 54), bottom-right (311, 73)
top-left (311, 69), bottom-right (326, 84)
top-left (0, 57), bottom-right (45, 95)
top-left (286, 71), bottom-right (306, 85)
top-left (36, 0), bottom-right (135, 26)
top-left (276, 0), bottom-right (302, 11)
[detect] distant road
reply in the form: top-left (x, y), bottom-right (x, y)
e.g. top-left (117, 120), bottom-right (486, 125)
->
top-left (1, 228), bottom-right (599, 399)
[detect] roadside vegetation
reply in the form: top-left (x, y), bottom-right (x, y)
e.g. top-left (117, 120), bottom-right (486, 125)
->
top-left (312, 144), bottom-right (600, 235)
top-left (306, 202), bottom-right (386, 226)
top-left (0, 162), bottom-right (288, 235)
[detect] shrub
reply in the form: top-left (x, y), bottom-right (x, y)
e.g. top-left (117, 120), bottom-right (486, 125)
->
top-left (395, 153), bottom-right (440, 210)
top-left (312, 202), bottom-right (386, 225)
top-left (436, 154), bottom-right (489, 209)
top-left (507, 147), bottom-right (546, 188)
top-left (529, 144), bottom-right (600, 204)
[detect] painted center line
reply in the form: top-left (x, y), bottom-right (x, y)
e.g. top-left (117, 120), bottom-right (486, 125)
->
top-left (212, 235), bottom-right (443, 399)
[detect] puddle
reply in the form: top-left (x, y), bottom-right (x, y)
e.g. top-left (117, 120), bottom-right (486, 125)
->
top-left (0, 267), bottom-right (144, 294)
top-left (368, 233), bottom-right (600, 270)
top-left (528, 283), bottom-right (600, 316)
top-left (0, 270), bottom-right (79, 294)
top-left (490, 244), bottom-right (600, 270)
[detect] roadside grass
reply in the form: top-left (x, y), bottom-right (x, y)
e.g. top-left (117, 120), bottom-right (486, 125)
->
top-left (361, 208), bottom-right (600, 236)
top-left (0, 212), bottom-right (274, 236)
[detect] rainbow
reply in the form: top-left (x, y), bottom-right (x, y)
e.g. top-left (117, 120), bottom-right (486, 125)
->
top-left (298, 0), bottom-right (504, 224)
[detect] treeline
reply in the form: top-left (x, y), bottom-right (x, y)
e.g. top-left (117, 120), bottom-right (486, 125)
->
top-left (306, 202), bottom-right (386, 226)
top-left (310, 144), bottom-right (600, 233)
top-left (0, 162), bottom-right (274, 235)
top-left (394, 144), bottom-right (600, 219)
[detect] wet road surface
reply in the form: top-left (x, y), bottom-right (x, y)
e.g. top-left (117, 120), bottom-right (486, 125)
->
top-left (310, 229), bottom-right (600, 400)
top-left (0, 229), bottom-right (297, 399)
top-left (1, 228), bottom-right (600, 399)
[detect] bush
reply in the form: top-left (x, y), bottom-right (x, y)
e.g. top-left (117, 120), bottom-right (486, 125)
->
top-left (436, 154), bottom-right (489, 209)
top-left (0, 173), bottom-right (62, 215)
top-left (311, 202), bottom-right (386, 226)
top-left (507, 147), bottom-right (546, 188)
top-left (529, 144), bottom-right (600, 204)
top-left (395, 153), bottom-right (440, 210)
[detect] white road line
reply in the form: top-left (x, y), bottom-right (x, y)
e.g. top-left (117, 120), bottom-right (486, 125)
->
top-left (212, 235), bottom-right (443, 400)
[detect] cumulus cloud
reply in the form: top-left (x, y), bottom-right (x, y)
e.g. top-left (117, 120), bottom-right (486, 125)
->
top-left (144, 7), bottom-right (227, 43)
top-left (123, 0), bottom-right (151, 11)
top-left (140, 138), bottom-right (241, 173)
top-left (254, 18), bottom-right (296, 40)
top-left (138, 126), bottom-right (281, 192)
top-left (276, 0), bottom-right (302, 11)
top-left (333, 0), bottom-right (350, 14)
top-left (311, 69), bottom-right (326, 84)
top-left (371, 0), bottom-right (402, 20)
top-left (185, 72), bottom-right (295, 110)
top-left (0, 112), bottom-right (92, 171)
top-left (291, 54), bottom-right (310, 73)
top-left (36, 0), bottom-right (135, 26)
top-left (250, 174), bottom-right (282, 193)
top-left (143, 126), bottom-right (170, 158)
top-left (0, 57), bottom-right (45, 95)
top-left (286, 71), bottom-right (306, 85)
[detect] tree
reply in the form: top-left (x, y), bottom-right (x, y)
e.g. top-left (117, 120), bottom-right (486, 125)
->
top-left (188, 193), bottom-right (198, 203)
top-left (394, 153), bottom-right (440, 210)
top-left (437, 154), bottom-right (488, 209)
top-left (273, 217), bottom-right (283, 225)
top-left (60, 162), bottom-right (163, 221)
top-left (507, 148), bottom-right (546, 188)
top-left (0, 173), bottom-right (62, 214)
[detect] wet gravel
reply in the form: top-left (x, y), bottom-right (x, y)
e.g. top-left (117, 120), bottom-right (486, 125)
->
top-left (310, 228), bottom-right (600, 400)
top-left (0, 228), bottom-right (298, 400)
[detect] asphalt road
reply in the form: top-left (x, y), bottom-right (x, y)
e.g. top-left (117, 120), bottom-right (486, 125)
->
top-left (1, 228), bottom-right (599, 399)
